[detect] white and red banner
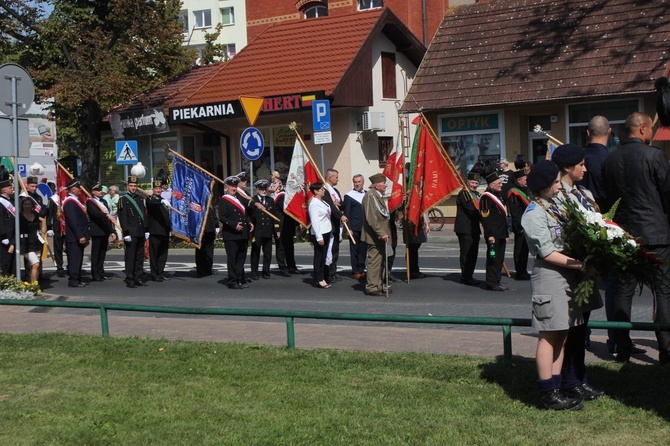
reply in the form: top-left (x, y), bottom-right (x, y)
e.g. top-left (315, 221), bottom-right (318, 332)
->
top-left (284, 139), bottom-right (319, 227)
top-left (383, 143), bottom-right (404, 212)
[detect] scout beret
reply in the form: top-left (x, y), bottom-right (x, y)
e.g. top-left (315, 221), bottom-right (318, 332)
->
top-left (551, 144), bottom-right (584, 168)
top-left (369, 173), bottom-right (386, 184)
top-left (527, 160), bottom-right (559, 193)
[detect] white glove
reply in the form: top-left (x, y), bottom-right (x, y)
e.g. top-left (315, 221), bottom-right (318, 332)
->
top-left (123, 236), bottom-right (132, 243)
top-left (47, 230), bottom-right (54, 237)
top-left (145, 232), bottom-right (150, 240)
top-left (161, 199), bottom-right (171, 207)
top-left (215, 228), bottom-right (220, 234)
top-left (1, 239), bottom-right (8, 245)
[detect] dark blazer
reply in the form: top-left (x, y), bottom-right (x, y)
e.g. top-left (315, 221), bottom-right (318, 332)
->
top-left (507, 186), bottom-right (530, 234)
top-left (480, 189), bottom-right (508, 240)
top-left (602, 137), bottom-right (670, 245)
top-left (322, 186), bottom-right (343, 229)
top-left (581, 142), bottom-right (609, 210)
top-left (118, 192), bottom-right (148, 237)
top-left (204, 196), bottom-right (218, 233)
top-left (86, 197), bottom-right (113, 237)
top-left (146, 194), bottom-right (171, 236)
top-left (343, 191), bottom-right (365, 232)
top-left (46, 196), bottom-right (61, 233)
top-left (0, 194), bottom-right (16, 245)
top-left (63, 195), bottom-right (90, 243)
top-left (218, 194), bottom-right (251, 241)
top-left (250, 194), bottom-right (276, 238)
top-left (454, 188), bottom-right (481, 235)
top-left (272, 192), bottom-right (286, 231)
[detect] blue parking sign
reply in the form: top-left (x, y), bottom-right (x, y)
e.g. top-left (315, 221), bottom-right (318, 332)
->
top-left (312, 100), bottom-right (331, 131)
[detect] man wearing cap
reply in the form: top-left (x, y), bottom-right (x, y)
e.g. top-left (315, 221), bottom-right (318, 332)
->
top-left (270, 182), bottom-right (291, 277)
top-left (62, 180), bottom-right (90, 287)
top-left (0, 167), bottom-right (16, 276)
top-left (219, 176), bottom-right (253, 289)
top-left (249, 179), bottom-right (276, 280)
top-left (146, 179), bottom-right (172, 282)
top-left (454, 171), bottom-right (481, 286)
top-left (480, 171), bottom-right (509, 291)
top-left (118, 176), bottom-right (149, 288)
top-left (343, 174), bottom-right (367, 280)
top-left (86, 183), bottom-right (116, 281)
top-left (507, 169), bottom-right (531, 280)
top-left (361, 173), bottom-right (391, 296)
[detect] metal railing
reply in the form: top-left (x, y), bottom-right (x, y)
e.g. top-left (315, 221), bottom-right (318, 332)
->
top-left (1, 299), bottom-right (668, 359)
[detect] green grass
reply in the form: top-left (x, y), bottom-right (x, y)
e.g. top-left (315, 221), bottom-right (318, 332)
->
top-left (0, 333), bottom-right (668, 445)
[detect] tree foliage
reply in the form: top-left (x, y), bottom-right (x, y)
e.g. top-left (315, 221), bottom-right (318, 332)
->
top-left (1, 0), bottom-right (195, 186)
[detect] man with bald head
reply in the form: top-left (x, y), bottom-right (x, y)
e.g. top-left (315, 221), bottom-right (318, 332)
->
top-left (582, 115), bottom-right (612, 210)
top-left (602, 112), bottom-right (670, 364)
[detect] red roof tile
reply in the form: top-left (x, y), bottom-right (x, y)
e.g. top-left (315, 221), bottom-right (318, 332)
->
top-left (405, 0), bottom-right (670, 112)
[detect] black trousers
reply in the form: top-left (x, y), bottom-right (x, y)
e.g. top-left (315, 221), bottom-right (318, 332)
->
top-left (328, 224), bottom-right (340, 276)
top-left (485, 238), bottom-right (506, 288)
top-left (349, 231), bottom-right (367, 275)
top-left (0, 244), bottom-right (15, 276)
top-left (52, 231), bottom-right (65, 271)
top-left (90, 235), bottom-right (108, 280)
top-left (513, 231), bottom-right (529, 276)
top-left (311, 232), bottom-right (331, 283)
top-left (149, 234), bottom-right (169, 279)
top-left (281, 218), bottom-right (298, 270)
top-left (614, 244), bottom-right (670, 360)
top-left (66, 240), bottom-right (85, 285)
top-left (250, 236), bottom-right (272, 275)
top-left (561, 312), bottom-right (591, 389)
top-left (195, 231), bottom-right (215, 277)
top-left (273, 232), bottom-right (288, 273)
top-left (124, 236), bottom-right (145, 283)
top-left (458, 233), bottom-right (480, 281)
top-left (224, 239), bottom-right (247, 286)
top-left (407, 243), bottom-right (422, 278)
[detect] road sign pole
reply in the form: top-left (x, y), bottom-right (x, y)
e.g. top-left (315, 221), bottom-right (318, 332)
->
top-left (320, 144), bottom-right (325, 177)
top-left (10, 75), bottom-right (21, 280)
top-left (250, 166), bottom-right (254, 199)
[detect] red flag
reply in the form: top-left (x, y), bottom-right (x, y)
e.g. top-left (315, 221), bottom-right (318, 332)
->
top-left (284, 139), bottom-right (319, 227)
top-left (407, 121), bottom-right (461, 234)
top-left (383, 144), bottom-right (404, 212)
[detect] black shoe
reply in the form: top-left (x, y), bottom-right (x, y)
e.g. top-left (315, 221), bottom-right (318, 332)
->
top-left (280, 271), bottom-right (291, 277)
top-left (331, 274), bottom-right (342, 282)
top-left (262, 273), bottom-right (271, 279)
top-left (229, 283), bottom-right (244, 290)
top-left (152, 277), bottom-right (164, 282)
top-left (486, 285), bottom-right (508, 291)
top-left (239, 282), bottom-right (249, 288)
top-left (460, 277), bottom-right (479, 286)
top-left (388, 275), bottom-right (399, 283)
top-left (126, 282), bottom-right (137, 288)
top-left (365, 290), bottom-right (384, 296)
top-left (515, 273), bottom-right (530, 281)
top-left (563, 384), bottom-right (604, 402)
top-left (410, 273), bottom-right (427, 279)
top-left (540, 389), bottom-right (583, 411)
top-left (135, 280), bottom-right (149, 287)
top-left (250, 275), bottom-right (260, 281)
top-left (631, 344), bottom-right (647, 355)
top-left (614, 353), bottom-right (630, 363)
top-left (103, 276), bottom-right (113, 281)
top-left (68, 283), bottom-right (86, 288)
top-left (56, 270), bottom-right (67, 278)
top-left (289, 268), bottom-right (302, 274)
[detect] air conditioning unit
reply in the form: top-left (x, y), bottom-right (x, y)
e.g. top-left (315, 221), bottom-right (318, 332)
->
top-left (362, 111), bottom-right (385, 131)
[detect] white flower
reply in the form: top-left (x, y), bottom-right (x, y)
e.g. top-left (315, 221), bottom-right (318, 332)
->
top-left (584, 210), bottom-right (606, 226)
top-left (627, 239), bottom-right (637, 248)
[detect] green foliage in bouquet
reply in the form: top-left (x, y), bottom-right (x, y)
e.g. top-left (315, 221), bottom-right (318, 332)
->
top-left (559, 198), bottom-right (665, 306)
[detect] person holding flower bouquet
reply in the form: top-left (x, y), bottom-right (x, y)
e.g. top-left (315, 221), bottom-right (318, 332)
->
top-left (521, 160), bottom-right (586, 411)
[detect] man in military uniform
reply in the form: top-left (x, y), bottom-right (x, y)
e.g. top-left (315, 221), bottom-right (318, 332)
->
top-left (118, 176), bottom-right (149, 288)
top-left (507, 169), bottom-right (531, 280)
top-left (0, 167), bottom-right (16, 276)
top-left (249, 179), bottom-right (277, 279)
top-left (219, 176), bottom-right (253, 289)
top-left (361, 173), bottom-right (391, 296)
top-left (195, 195), bottom-right (219, 278)
top-left (454, 171), bottom-right (481, 286)
top-left (146, 179), bottom-right (172, 282)
top-left (86, 183), bottom-right (116, 281)
top-left (480, 171), bottom-right (509, 291)
top-left (62, 179), bottom-right (90, 287)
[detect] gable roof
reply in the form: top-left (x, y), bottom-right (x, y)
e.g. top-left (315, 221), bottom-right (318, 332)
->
top-left (404, 0), bottom-right (670, 112)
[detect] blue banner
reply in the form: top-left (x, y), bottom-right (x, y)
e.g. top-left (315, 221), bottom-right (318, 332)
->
top-left (170, 154), bottom-right (214, 248)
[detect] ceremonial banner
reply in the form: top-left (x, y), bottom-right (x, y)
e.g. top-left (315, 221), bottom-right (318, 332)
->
top-left (407, 120), bottom-right (461, 234)
top-left (284, 138), bottom-right (319, 227)
top-left (383, 144), bottom-right (404, 212)
top-left (170, 153), bottom-right (214, 248)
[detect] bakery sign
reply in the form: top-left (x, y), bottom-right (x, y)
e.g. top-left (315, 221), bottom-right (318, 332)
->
top-left (169, 101), bottom-right (243, 124)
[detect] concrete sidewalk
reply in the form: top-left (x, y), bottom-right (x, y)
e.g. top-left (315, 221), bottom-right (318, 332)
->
top-left (0, 295), bottom-right (656, 365)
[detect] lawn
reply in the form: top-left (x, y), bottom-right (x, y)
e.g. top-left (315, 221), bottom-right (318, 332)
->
top-left (0, 333), bottom-right (668, 445)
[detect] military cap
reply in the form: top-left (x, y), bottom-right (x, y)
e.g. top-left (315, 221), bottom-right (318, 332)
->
top-left (485, 171), bottom-right (500, 184)
top-left (369, 173), bottom-right (386, 184)
top-left (467, 171), bottom-right (480, 181)
top-left (0, 166), bottom-right (12, 189)
top-left (254, 179), bottom-right (270, 190)
top-left (153, 179), bottom-right (166, 188)
top-left (127, 176), bottom-right (139, 185)
top-left (235, 171), bottom-right (248, 182)
top-left (91, 183), bottom-right (103, 191)
top-left (225, 176), bottom-right (240, 186)
top-left (26, 176), bottom-right (38, 185)
top-left (66, 179), bottom-right (81, 189)
top-left (514, 169), bottom-right (528, 179)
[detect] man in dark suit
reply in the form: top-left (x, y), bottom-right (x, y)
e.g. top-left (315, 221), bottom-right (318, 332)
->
top-left (62, 179), bottom-right (90, 287)
top-left (195, 196), bottom-right (219, 278)
top-left (322, 168), bottom-right (347, 282)
top-left (249, 179), bottom-right (276, 279)
top-left (118, 175), bottom-right (149, 288)
top-left (0, 167), bottom-right (16, 276)
top-left (219, 176), bottom-right (253, 289)
top-left (582, 115), bottom-right (611, 210)
top-left (86, 183), bottom-right (116, 281)
top-left (343, 174), bottom-right (367, 279)
top-left (480, 171), bottom-right (508, 291)
top-left (146, 179), bottom-right (171, 282)
top-left (602, 112), bottom-right (670, 363)
top-left (271, 185), bottom-right (291, 277)
top-left (46, 190), bottom-right (66, 277)
top-left (454, 171), bottom-right (481, 286)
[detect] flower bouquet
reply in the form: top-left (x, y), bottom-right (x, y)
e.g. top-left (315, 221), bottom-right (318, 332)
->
top-left (558, 198), bottom-right (665, 306)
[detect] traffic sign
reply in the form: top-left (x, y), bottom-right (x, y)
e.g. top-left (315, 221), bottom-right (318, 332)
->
top-left (116, 140), bottom-right (139, 164)
top-left (240, 127), bottom-right (264, 161)
top-left (18, 164), bottom-right (26, 177)
top-left (312, 100), bottom-right (331, 131)
top-left (240, 96), bottom-right (264, 126)
top-left (0, 63), bottom-right (34, 116)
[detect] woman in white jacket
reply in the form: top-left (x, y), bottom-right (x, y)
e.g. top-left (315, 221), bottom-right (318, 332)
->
top-left (308, 182), bottom-right (332, 288)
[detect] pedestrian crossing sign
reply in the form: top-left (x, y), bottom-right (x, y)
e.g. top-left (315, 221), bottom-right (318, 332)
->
top-left (116, 140), bottom-right (138, 164)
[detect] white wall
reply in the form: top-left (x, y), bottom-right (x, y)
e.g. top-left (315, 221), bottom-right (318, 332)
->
top-left (181, 0), bottom-right (248, 61)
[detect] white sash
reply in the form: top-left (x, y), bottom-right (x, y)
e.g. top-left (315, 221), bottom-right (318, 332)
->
top-left (0, 196), bottom-right (16, 216)
top-left (481, 191), bottom-right (507, 215)
top-left (222, 194), bottom-right (246, 214)
top-left (325, 183), bottom-right (340, 205)
top-left (63, 194), bottom-right (87, 214)
top-left (89, 197), bottom-right (109, 215)
top-left (345, 189), bottom-right (365, 204)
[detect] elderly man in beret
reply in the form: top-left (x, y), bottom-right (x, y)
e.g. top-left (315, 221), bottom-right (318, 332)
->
top-left (361, 173), bottom-right (391, 296)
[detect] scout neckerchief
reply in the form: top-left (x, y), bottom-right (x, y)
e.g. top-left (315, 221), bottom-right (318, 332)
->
top-left (480, 191), bottom-right (507, 216)
top-left (507, 187), bottom-right (530, 206)
top-left (0, 195), bottom-right (16, 216)
top-left (222, 193), bottom-right (245, 214)
top-left (124, 193), bottom-right (146, 224)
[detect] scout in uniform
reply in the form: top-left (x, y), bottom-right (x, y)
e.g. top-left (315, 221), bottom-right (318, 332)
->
top-left (118, 175), bottom-right (149, 288)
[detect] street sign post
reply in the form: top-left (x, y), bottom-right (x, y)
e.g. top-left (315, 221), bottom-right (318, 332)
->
top-left (241, 127), bottom-right (265, 189)
top-left (312, 100), bottom-right (332, 174)
top-left (116, 141), bottom-right (139, 164)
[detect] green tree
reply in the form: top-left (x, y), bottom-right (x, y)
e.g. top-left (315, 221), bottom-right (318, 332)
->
top-left (201, 23), bottom-right (228, 65)
top-left (1, 0), bottom-right (194, 186)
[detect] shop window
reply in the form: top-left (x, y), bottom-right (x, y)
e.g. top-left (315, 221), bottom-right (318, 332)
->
top-left (194, 9), bottom-right (212, 29)
top-left (381, 52), bottom-right (396, 99)
top-left (567, 99), bottom-right (638, 149)
top-left (439, 112), bottom-right (503, 180)
top-left (304, 5), bottom-right (328, 18)
top-left (359, 0), bottom-right (383, 10)
top-left (221, 7), bottom-right (234, 26)
top-left (378, 136), bottom-right (394, 167)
